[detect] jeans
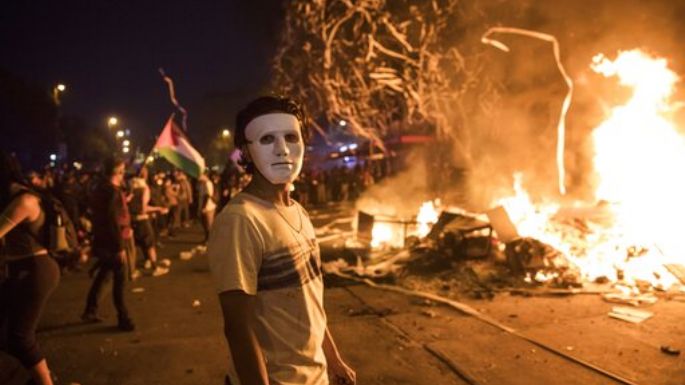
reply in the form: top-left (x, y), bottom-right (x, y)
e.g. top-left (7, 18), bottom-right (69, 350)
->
top-left (84, 249), bottom-right (130, 321)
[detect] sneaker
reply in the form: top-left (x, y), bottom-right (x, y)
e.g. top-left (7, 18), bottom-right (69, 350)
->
top-left (158, 258), bottom-right (172, 268)
top-left (117, 317), bottom-right (135, 332)
top-left (81, 311), bottom-right (103, 323)
top-left (144, 260), bottom-right (152, 270)
top-left (152, 266), bottom-right (169, 277)
top-left (130, 270), bottom-right (142, 281)
top-left (195, 245), bottom-right (207, 254)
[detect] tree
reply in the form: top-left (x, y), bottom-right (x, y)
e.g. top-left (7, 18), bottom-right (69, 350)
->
top-left (272, 0), bottom-right (490, 150)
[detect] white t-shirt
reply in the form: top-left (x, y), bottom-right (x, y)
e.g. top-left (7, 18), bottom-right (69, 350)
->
top-left (207, 192), bottom-right (328, 385)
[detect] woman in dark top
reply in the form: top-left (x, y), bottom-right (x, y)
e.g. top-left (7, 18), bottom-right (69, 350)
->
top-left (0, 151), bottom-right (59, 385)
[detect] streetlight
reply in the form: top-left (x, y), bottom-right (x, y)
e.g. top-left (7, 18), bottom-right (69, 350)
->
top-left (116, 130), bottom-right (125, 138)
top-left (122, 139), bottom-right (130, 147)
top-left (52, 83), bottom-right (66, 105)
top-left (108, 116), bottom-right (118, 128)
top-left (222, 129), bottom-right (231, 138)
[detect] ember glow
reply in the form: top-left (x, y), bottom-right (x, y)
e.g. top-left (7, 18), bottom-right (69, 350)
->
top-left (497, 49), bottom-right (683, 289)
top-left (371, 223), bottom-right (396, 249)
top-left (416, 200), bottom-right (440, 238)
top-left (369, 200), bottom-right (440, 249)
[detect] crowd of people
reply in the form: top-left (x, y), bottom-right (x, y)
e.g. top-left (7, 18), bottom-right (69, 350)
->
top-left (0, 119), bottom-right (395, 383)
top-left (0, 152), bottom-right (229, 384)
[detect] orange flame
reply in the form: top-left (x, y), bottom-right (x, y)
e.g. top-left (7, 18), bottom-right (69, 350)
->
top-left (495, 49), bottom-right (683, 289)
top-left (369, 200), bottom-right (441, 249)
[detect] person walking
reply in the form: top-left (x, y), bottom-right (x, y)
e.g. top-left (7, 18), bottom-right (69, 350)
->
top-left (81, 157), bottom-right (135, 331)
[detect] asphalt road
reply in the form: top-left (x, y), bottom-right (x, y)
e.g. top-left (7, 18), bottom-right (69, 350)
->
top-left (2, 214), bottom-right (684, 385)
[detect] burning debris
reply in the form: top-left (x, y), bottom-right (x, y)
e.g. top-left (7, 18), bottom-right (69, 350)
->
top-left (323, 191), bottom-right (684, 304)
top-left (302, 14), bottom-right (685, 321)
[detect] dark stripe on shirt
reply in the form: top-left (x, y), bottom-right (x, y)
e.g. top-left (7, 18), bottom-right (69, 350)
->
top-left (257, 240), bottom-right (321, 291)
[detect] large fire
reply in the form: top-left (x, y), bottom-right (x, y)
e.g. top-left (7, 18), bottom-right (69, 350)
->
top-left (365, 49), bottom-right (684, 290)
top-left (496, 49), bottom-right (683, 289)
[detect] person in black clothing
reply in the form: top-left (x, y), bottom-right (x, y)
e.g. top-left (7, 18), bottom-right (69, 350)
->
top-left (81, 157), bottom-right (135, 331)
top-left (0, 151), bottom-right (59, 385)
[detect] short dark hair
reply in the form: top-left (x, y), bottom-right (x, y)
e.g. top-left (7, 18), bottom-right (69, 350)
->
top-left (103, 156), bottom-right (125, 177)
top-left (0, 151), bottom-right (26, 207)
top-left (235, 96), bottom-right (310, 148)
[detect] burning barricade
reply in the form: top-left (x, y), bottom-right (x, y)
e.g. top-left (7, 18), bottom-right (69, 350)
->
top-left (322, 195), bottom-right (684, 305)
top-left (323, 48), bottom-right (685, 308)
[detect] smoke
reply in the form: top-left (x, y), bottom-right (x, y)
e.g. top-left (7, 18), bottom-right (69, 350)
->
top-left (359, 0), bottom-right (685, 213)
top-left (355, 149), bottom-right (432, 219)
top-left (453, 0), bottom-right (685, 208)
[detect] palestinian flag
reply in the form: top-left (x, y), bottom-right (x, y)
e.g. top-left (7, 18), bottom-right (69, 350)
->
top-left (153, 116), bottom-right (205, 178)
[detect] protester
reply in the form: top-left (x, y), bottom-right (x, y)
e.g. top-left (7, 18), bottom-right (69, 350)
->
top-left (0, 151), bottom-right (59, 385)
top-left (129, 166), bottom-right (170, 277)
top-left (208, 96), bottom-right (355, 385)
top-left (176, 171), bottom-right (193, 228)
top-left (149, 172), bottom-right (168, 238)
top-left (163, 175), bottom-right (180, 237)
top-left (81, 156), bottom-right (135, 331)
top-left (196, 171), bottom-right (216, 244)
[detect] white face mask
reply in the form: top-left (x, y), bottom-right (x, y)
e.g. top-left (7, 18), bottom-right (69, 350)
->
top-left (245, 113), bottom-right (304, 185)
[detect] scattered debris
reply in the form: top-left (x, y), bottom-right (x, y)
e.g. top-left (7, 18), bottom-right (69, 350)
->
top-left (179, 251), bottom-right (194, 260)
top-left (664, 263), bottom-right (685, 284)
top-left (505, 237), bottom-right (571, 277)
top-left (660, 345), bottom-right (681, 356)
top-left (602, 292), bottom-right (658, 306)
top-left (346, 306), bottom-right (394, 317)
top-left (131, 287), bottom-right (145, 293)
top-left (608, 306), bottom-right (653, 323)
top-left (510, 287), bottom-right (609, 297)
top-left (485, 206), bottom-right (520, 243)
top-left (420, 310), bottom-right (437, 318)
top-left (192, 299), bottom-right (201, 307)
top-left (322, 249), bottom-right (413, 279)
top-left (411, 298), bottom-right (436, 307)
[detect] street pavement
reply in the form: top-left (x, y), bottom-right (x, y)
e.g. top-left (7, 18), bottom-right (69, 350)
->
top-left (2, 217), bottom-right (684, 385)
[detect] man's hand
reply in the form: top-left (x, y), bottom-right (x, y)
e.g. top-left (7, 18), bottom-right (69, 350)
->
top-left (327, 356), bottom-right (356, 385)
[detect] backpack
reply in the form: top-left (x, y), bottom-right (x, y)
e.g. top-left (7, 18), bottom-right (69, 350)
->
top-left (39, 191), bottom-right (81, 265)
top-left (13, 189), bottom-right (81, 267)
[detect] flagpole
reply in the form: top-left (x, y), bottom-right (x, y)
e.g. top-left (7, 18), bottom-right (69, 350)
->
top-left (158, 68), bottom-right (189, 132)
top-left (141, 113), bottom-right (175, 176)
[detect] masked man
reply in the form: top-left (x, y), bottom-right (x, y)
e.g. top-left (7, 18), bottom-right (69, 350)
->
top-left (207, 96), bottom-right (356, 385)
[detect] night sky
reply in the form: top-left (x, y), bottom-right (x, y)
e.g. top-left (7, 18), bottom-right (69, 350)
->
top-left (1, 0), bottom-right (284, 162)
